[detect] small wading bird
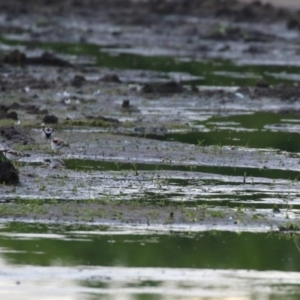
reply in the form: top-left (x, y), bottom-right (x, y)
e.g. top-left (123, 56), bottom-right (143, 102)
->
top-left (44, 158), bottom-right (65, 169)
top-left (51, 137), bottom-right (69, 153)
top-left (42, 127), bottom-right (55, 140)
top-left (1, 148), bottom-right (30, 167)
top-left (1, 149), bottom-right (30, 161)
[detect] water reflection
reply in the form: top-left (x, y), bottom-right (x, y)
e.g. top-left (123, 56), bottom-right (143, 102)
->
top-left (0, 222), bottom-right (300, 299)
top-left (5, 227), bottom-right (295, 271)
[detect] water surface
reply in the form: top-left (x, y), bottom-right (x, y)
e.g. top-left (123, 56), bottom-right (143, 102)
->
top-left (1, 222), bottom-right (300, 299)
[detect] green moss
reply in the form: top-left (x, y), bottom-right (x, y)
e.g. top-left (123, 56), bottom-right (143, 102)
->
top-left (210, 210), bottom-right (224, 218)
top-left (0, 119), bottom-right (15, 127)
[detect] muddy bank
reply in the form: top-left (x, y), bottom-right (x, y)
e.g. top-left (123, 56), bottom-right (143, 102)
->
top-left (0, 130), bottom-right (299, 231)
top-left (0, 199), bottom-right (288, 233)
top-left (0, 0), bottom-right (300, 233)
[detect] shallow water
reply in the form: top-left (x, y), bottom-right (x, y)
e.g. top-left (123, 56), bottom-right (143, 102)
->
top-left (2, 35), bottom-right (300, 87)
top-left (1, 222), bottom-right (300, 299)
top-left (134, 111), bottom-right (300, 151)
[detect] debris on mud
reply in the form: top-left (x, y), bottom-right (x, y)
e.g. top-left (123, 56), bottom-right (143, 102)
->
top-left (0, 126), bottom-right (33, 146)
top-left (121, 99), bottom-right (140, 113)
top-left (278, 223), bottom-right (300, 232)
top-left (99, 74), bottom-right (122, 83)
top-left (204, 26), bottom-right (274, 42)
top-left (0, 71), bottom-right (52, 91)
top-left (239, 82), bottom-right (300, 101)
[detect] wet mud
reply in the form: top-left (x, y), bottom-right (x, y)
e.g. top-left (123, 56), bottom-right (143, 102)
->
top-left (0, 0), bottom-right (300, 232)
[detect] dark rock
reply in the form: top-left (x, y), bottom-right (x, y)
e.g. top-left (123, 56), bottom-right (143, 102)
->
top-left (0, 102), bottom-right (19, 120)
top-left (100, 74), bottom-right (122, 83)
top-left (142, 81), bottom-right (183, 93)
top-left (287, 18), bottom-right (300, 30)
top-left (0, 105), bottom-right (9, 112)
top-left (9, 102), bottom-right (22, 109)
top-left (256, 79), bottom-right (269, 88)
top-left (71, 74), bottom-right (86, 87)
top-left (141, 83), bottom-right (153, 93)
top-left (0, 106), bottom-right (18, 120)
top-left (3, 50), bottom-right (27, 66)
top-left (243, 45), bottom-right (265, 54)
top-left (27, 51), bottom-right (73, 67)
top-left (5, 111), bottom-right (18, 120)
top-left (43, 114), bottom-right (58, 124)
top-left (122, 99), bottom-right (130, 108)
top-left (0, 162), bottom-right (19, 185)
top-left (121, 99), bottom-right (140, 113)
top-left (156, 81), bottom-right (183, 93)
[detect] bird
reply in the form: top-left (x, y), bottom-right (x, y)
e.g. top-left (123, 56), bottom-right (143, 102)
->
top-left (51, 138), bottom-right (69, 153)
top-left (44, 158), bottom-right (65, 169)
top-left (1, 149), bottom-right (30, 161)
top-left (42, 127), bottom-right (55, 140)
